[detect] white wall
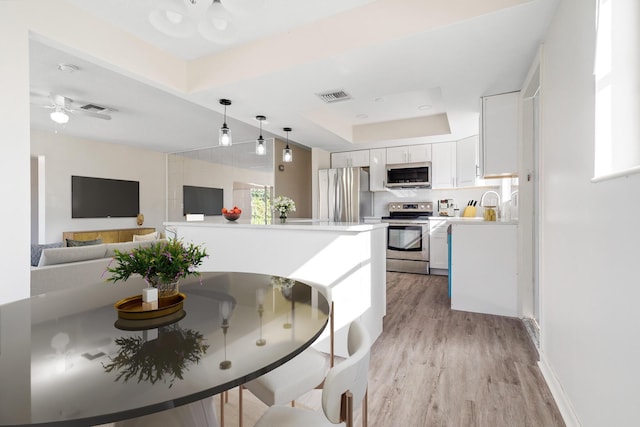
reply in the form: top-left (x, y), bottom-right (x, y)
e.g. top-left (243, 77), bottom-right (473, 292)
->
top-left (30, 129), bottom-right (167, 243)
top-left (540, 1), bottom-right (640, 425)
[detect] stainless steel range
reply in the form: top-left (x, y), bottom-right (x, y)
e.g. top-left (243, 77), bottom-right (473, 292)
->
top-left (382, 201), bottom-right (433, 275)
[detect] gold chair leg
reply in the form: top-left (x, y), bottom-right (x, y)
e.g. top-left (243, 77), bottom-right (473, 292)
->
top-left (219, 393), bottom-right (224, 427)
top-left (362, 387), bottom-right (368, 427)
top-left (238, 385), bottom-right (243, 427)
top-left (225, 390), bottom-right (229, 403)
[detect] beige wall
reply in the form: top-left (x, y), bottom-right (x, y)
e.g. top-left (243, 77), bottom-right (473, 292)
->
top-left (274, 139), bottom-right (312, 218)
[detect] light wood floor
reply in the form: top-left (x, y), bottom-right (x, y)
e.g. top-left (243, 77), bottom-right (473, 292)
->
top-left (217, 272), bottom-right (565, 427)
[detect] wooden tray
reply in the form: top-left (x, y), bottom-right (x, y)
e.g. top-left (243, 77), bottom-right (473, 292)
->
top-left (114, 309), bottom-right (186, 331)
top-left (114, 293), bottom-right (186, 320)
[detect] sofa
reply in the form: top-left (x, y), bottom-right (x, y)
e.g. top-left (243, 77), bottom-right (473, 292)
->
top-left (30, 240), bottom-right (162, 296)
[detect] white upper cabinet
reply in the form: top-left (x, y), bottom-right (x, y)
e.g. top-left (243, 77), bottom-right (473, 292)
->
top-left (431, 141), bottom-right (456, 188)
top-left (369, 148), bottom-right (386, 192)
top-left (456, 135), bottom-right (479, 187)
top-left (386, 144), bottom-right (431, 165)
top-left (331, 150), bottom-right (370, 168)
top-left (480, 91), bottom-right (519, 177)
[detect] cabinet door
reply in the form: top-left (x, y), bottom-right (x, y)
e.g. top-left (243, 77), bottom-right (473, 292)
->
top-left (331, 152), bottom-right (351, 168)
top-left (369, 148), bottom-right (386, 191)
top-left (386, 147), bottom-right (408, 164)
top-left (429, 220), bottom-right (448, 269)
top-left (481, 91), bottom-right (519, 177)
top-left (407, 144), bottom-right (431, 163)
top-left (456, 136), bottom-right (478, 187)
top-left (431, 142), bottom-right (456, 188)
top-left (349, 150), bottom-right (370, 167)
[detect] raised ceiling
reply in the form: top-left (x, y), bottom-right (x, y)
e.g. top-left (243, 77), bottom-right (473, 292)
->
top-left (29, 0), bottom-right (559, 153)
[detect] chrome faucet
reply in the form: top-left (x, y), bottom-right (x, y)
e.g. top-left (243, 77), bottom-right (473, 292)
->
top-left (480, 190), bottom-right (501, 207)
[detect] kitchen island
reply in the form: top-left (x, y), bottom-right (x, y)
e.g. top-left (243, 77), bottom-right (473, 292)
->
top-left (164, 219), bottom-right (388, 356)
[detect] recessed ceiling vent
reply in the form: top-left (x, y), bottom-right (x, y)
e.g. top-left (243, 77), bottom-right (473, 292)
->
top-left (317, 89), bottom-right (352, 104)
top-left (80, 103), bottom-right (107, 112)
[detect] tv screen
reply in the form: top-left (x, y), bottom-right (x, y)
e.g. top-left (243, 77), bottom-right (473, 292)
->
top-left (72, 176), bottom-right (140, 218)
top-left (183, 185), bottom-right (223, 216)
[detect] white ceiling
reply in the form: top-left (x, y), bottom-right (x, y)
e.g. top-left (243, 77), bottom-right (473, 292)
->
top-left (29, 0), bottom-right (559, 154)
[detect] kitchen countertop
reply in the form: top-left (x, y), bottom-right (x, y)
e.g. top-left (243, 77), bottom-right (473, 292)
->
top-left (165, 218), bottom-right (388, 233)
top-left (431, 216), bottom-right (518, 225)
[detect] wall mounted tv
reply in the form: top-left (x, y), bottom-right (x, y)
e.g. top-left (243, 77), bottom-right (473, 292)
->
top-left (72, 176), bottom-right (140, 218)
top-left (183, 185), bottom-right (223, 216)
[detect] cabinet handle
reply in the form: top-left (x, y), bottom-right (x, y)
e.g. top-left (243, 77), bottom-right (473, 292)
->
top-left (475, 164), bottom-right (480, 177)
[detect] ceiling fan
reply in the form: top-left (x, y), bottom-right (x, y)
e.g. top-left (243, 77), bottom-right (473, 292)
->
top-left (32, 93), bottom-right (113, 124)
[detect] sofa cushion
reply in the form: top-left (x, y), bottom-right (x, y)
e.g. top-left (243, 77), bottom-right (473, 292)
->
top-left (133, 231), bottom-right (158, 242)
top-left (31, 242), bottom-right (64, 266)
top-left (105, 240), bottom-right (156, 258)
top-left (66, 238), bottom-right (103, 247)
top-left (38, 244), bottom-right (108, 267)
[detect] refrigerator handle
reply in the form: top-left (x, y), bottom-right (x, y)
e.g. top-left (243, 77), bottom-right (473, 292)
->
top-left (333, 170), bottom-right (340, 221)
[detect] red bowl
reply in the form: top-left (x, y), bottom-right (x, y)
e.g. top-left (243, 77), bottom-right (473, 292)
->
top-left (223, 212), bottom-right (241, 221)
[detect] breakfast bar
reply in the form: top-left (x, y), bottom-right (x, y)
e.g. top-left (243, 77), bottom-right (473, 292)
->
top-left (164, 220), bottom-right (388, 357)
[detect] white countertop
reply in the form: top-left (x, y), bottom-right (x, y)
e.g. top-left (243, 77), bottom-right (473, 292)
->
top-left (444, 217), bottom-right (518, 225)
top-left (164, 218), bottom-right (388, 233)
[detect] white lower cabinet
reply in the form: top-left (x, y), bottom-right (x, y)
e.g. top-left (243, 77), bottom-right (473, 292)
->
top-left (429, 219), bottom-right (448, 270)
top-left (450, 223), bottom-right (517, 317)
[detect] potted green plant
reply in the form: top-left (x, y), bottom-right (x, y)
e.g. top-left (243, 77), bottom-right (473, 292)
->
top-left (106, 238), bottom-right (208, 298)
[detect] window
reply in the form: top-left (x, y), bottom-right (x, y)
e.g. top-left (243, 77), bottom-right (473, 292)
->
top-left (593, 0), bottom-right (640, 182)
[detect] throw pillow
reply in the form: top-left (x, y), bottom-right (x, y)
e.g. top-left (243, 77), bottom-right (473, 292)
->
top-left (38, 244), bottom-right (108, 267)
top-left (132, 231), bottom-right (158, 242)
top-left (66, 238), bottom-right (103, 247)
top-left (30, 242), bottom-right (64, 266)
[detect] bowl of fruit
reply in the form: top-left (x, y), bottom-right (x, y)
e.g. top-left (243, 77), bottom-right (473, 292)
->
top-left (222, 206), bottom-right (242, 221)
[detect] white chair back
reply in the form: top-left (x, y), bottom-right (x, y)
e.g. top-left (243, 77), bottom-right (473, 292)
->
top-left (321, 320), bottom-right (370, 424)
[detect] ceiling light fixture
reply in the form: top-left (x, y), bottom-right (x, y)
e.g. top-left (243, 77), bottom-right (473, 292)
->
top-left (282, 127), bottom-right (293, 163)
top-left (219, 99), bottom-right (232, 146)
top-left (50, 106), bottom-right (69, 124)
top-left (255, 115), bottom-right (266, 156)
top-left (198, 0), bottom-right (238, 44)
top-left (148, 0), bottom-right (197, 38)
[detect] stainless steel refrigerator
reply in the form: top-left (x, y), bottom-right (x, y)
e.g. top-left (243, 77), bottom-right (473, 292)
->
top-left (318, 167), bottom-right (372, 222)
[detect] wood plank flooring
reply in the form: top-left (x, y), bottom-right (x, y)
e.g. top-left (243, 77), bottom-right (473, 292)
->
top-left (217, 272), bottom-right (564, 427)
top-left (102, 272), bottom-right (565, 426)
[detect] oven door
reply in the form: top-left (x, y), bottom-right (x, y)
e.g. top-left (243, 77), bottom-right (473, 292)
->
top-left (386, 224), bottom-right (429, 261)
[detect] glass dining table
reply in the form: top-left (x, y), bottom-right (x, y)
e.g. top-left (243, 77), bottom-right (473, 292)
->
top-left (0, 272), bottom-right (329, 426)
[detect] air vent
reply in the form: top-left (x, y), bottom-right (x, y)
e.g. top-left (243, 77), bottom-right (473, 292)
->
top-left (316, 89), bottom-right (352, 103)
top-left (80, 103), bottom-right (107, 112)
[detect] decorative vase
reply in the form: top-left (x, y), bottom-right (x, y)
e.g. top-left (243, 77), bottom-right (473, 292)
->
top-left (279, 213), bottom-right (287, 223)
top-left (149, 277), bottom-right (180, 300)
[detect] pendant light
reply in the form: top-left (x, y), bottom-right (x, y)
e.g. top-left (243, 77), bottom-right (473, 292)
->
top-left (282, 127), bottom-right (293, 162)
top-left (255, 115), bottom-right (266, 156)
top-left (219, 99), bottom-right (232, 146)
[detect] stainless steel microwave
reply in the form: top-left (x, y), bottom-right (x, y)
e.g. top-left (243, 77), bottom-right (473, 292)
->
top-left (385, 162), bottom-right (432, 188)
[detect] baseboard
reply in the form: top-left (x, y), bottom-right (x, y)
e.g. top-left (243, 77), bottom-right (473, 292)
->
top-left (538, 352), bottom-right (582, 427)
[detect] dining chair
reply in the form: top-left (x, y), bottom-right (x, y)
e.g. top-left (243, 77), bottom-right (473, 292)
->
top-left (253, 320), bottom-right (370, 427)
top-left (234, 301), bottom-right (335, 427)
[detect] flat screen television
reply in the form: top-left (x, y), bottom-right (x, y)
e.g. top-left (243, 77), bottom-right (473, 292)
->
top-left (183, 185), bottom-right (223, 216)
top-left (72, 176), bottom-right (140, 218)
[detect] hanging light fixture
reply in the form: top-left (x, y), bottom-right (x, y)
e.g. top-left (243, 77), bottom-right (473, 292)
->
top-left (255, 115), bottom-right (266, 156)
top-left (50, 106), bottom-right (69, 124)
top-left (219, 99), bottom-right (232, 146)
top-left (282, 127), bottom-right (293, 163)
top-left (198, 0), bottom-right (238, 44)
top-left (148, 0), bottom-right (196, 38)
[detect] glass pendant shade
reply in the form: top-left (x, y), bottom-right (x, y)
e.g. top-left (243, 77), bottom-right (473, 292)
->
top-left (255, 115), bottom-right (267, 155)
top-left (219, 99), bottom-right (232, 146)
top-left (282, 127), bottom-right (293, 162)
top-left (219, 125), bottom-right (231, 146)
top-left (256, 138), bottom-right (266, 155)
top-left (283, 146), bottom-right (293, 162)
